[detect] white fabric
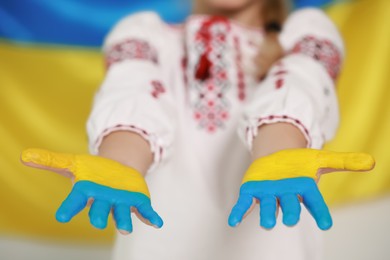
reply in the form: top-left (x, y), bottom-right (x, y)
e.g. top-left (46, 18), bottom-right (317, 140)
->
top-left (241, 53), bottom-right (339, 150)
top-left (87, 9), bottom-right (343, 260)
top-left (279, 8), bottom-right (344, 54)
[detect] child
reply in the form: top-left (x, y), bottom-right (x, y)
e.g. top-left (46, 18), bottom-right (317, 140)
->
top-left (22, 0), bottom-right (374, 259)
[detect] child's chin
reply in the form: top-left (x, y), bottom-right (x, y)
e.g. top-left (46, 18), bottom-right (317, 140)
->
top-left (207, 0), bottom-right (254, 11)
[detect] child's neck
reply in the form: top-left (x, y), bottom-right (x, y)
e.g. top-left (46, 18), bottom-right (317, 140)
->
top-left (193, 2), bottom-right (263, 28)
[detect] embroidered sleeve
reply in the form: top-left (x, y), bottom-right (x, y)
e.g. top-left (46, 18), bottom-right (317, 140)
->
top-left (279, 8), bottom-right (344, 81)
top-left (105, 39), bottom-right (159, 68)
top-left (241, 55), bottom-right (339, 150)
top-left (87, 12), bottom-right (176, 172)
top-left (290, 36), bottom-right (341, 80)
top-left (240, 9), bottom-right (343, 150)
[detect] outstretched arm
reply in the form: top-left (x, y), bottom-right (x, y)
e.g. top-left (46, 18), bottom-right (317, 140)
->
top-left (231, 8), bottom-right (375, 230)
top-left (21, 12), bottom-right (177, 234)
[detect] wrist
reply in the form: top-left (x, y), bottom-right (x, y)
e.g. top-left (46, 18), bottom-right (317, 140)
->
top-left (98, 131), bottom-right (153, 175)
top-left (251, 122), bottom-right (307, 160)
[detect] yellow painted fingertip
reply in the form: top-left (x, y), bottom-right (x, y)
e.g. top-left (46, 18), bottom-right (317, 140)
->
top-left (21, 148), bottom-right (49, 164)
top-left (21, 148), bottom-right (75, 170)
top-left (344, 153), bottom-right (376, 171)
top-left (317, 150), bottom-right (376, 172)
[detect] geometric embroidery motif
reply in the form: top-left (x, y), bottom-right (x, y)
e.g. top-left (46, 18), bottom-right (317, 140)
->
top-left (190, 17), bottom-right (232, 133)
top-left (291, 35), bottom-right (342, 80)
top-left (233, 36), bottom-right (246, 101)
top-left (151, 80), bottom-right (166, 99)
top-left (272, 62), bottom-right (288, 90)
top-left (105, 39), bottom-right (158, 68)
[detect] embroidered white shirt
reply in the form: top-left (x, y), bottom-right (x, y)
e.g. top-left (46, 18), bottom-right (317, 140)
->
top-left (87, 8), bottom-right (343, 260)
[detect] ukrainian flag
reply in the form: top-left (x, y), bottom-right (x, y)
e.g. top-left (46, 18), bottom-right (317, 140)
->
top-left (0, 0), bottom-right (389, 244)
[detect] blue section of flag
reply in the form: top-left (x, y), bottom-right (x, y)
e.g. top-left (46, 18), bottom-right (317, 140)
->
top-left (294, 0), bottom-right (335, 8)
top-left (0, 0), bottom-right (335, 47)
top-left (0, 0), bottom-right (191, 47)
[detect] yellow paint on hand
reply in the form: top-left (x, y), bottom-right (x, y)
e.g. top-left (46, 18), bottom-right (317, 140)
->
top-left (21, 148), bottom-right (150, 197)
top-left (242, 149), bottom-right (375, 183)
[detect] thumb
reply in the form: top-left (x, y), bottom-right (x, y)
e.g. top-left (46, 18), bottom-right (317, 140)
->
top-left (317, 150), bottom-right (375, 173)
top-left (21, 148), bottom-right (76, 178)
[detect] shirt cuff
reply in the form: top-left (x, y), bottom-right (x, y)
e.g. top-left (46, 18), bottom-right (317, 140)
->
top-left (244, 114), bottom-right (321, 151)
top-left (90, 124), bottom-right (164, 173)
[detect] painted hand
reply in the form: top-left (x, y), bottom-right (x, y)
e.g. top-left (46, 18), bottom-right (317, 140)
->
top-left (21, 148), bottom-right (163, 234)
top-left (228, 149), bottom-right (375, 230)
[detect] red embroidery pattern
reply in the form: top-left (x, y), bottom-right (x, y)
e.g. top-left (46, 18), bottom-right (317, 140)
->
top-left (105, 39), bottom-right (158, 68)
top-left (273, 62), bottom-right (288, 89)
top-left (151, 80), bottom-right (166, 98)
top-left (291, 36), bottom-right (341, 80)
top-left (190, 17), bottom-right (232, 133)
top-left (234, 36), bottom-right (246, 101)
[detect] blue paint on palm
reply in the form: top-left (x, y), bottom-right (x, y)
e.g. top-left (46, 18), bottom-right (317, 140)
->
top-left (56, 181), bottom-right (163, 232)
top-left (229, 177), bottom-right (332, 230)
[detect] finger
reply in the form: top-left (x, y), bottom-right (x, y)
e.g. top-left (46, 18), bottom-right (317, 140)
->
top-left (113, 204), bottom-right (132, 233)
top-left (228, 194), bottom-right (253, 227)
top-left (301, 186), bottom-right (332, 230)
top-left (56, 189), bottom-right (88, 223)
top-left (259, 196), bottom-right (277, 229)
top-left (279, 194), bottom-right (301, 227)
top-left (21, 148), bottom-right (75, 177)
top-left (89, 199), bottom-right (111, 229)
top-left (136, 201), bottom-right (163, 228)
top-left (317, 150), bottom-right (375, 172)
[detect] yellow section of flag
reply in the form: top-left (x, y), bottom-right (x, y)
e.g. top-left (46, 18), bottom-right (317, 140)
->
top-left (0, 43), bottom-right (113, 242)
top-left (321, 0), bottom-right (390, 205)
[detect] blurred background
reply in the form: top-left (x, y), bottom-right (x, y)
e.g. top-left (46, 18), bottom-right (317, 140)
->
top-left (0, 0), bottom-right (389, 259)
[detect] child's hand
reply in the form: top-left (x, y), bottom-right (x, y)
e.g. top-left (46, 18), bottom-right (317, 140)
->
top-left (21, 148), bottom-right (163, 234)
top-left (228, 149), bottom-right (375, 230)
